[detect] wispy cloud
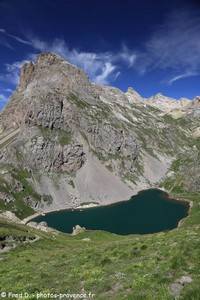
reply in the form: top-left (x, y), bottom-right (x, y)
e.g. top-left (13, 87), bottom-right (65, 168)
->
top-left (1, 9), bottom-right (200, 88)
top-left (168, 71), bottom-right (199, 85)
top-left (0, 29), bottom-right (138, 85)
top-left (95, 62), bottom-right (116, 84)
top-left (137, 10), bottom-right (200, 84)
top-left (116, 44), bottom-right (137, 67)
top-left (0, 28), bottom-right (31, 45)
top-left (29, 37), bottom-right (137, 84)
top-left (27, 10), bottom-right (200, 86)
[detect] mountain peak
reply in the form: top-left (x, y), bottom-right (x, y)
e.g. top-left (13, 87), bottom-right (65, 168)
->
top-left (35, 52), bottom-right (65, 66)
top-left (19, 52), bottom-right (65, 91)
top-left (154, 92), bottom-right (164, 97)
top-left (18, 52), bottom-right (88, 93)
top-left (152, 93), bottom-right (174, 101)
top-left (126, 87), bottom-right (143, 103)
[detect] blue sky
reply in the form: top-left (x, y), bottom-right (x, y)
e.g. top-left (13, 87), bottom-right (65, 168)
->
top-left (0, 0), bottom-right (200, 109)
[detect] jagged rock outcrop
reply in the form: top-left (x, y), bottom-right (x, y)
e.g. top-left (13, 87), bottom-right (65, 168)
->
top-left (0, 52), bottom-right (199, 217)
top-left (125, 87), bottom-right (144, 104)
top-left (19, 62), bottom-right (35, 91)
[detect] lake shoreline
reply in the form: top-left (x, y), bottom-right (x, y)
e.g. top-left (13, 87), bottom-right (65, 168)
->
top-left (22, 202), bottom-right (102, 224)
top-left (22, 188), bottom-right (191, 232)
top-left (156, 187), bottom-right (192, 228)
top-left (176, 197), bottom-right (193, 228)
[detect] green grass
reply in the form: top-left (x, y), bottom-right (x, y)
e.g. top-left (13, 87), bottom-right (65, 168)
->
top-left (171, 157), bottom-right (193, 173)
top-left (58, 130), bottom-right (72, 146)
top-left (38, 126), bottom-right (52, 139)
top-left (69, 93), bottom-right (90, 109)
top-left (0, 206), bottom-right (200, 299)
top-left (38, 125), bottom-right (72, 146)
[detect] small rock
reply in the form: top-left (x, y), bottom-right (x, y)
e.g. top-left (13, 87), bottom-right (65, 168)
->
top-left (178, 275), bottom-right (192, 285)
top-left (27, 221), bottom-right (38, 228)
top-left (27, 221), bottom-right (58, 234)
top-left (170, 283), bottom-right (183, 298)
top-left (72, 225), bottom-right (86, 235)
top-left (170, 275), bottom-right (192, 298)
top-left (39, 221), bottom-right (48, 227)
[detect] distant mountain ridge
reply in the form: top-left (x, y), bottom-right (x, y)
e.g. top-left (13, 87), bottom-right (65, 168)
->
top-left (125, 88), bottom-right (199, 114)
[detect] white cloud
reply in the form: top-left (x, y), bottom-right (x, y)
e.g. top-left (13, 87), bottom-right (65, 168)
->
top-left (95, 62), bottom-right (116, 84)
top-left (0, 28), bottom-right (138, 85)
top-left (2, 11), bottom-right (200, 88)
top-left (137, 10), bottom-right (200, 83)
top-left (27, 37), bottom-right (118, 84)
top-left (116, 44), bottom-right (137, 67)
top-left (114, 71), bottom-right (121, 80)
top-left (30, 38), bottom-right (136, 84)
top-left (168, 71), bottom-right (199, 85)
top-left (24, 36), bottom-right (137, 84)
top-left (0, 28), bottom-right (31, 45)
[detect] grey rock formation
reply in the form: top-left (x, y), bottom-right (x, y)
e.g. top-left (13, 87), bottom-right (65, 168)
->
top-left (0, 192), bottom-right (15, 204)
top-left (125, 87), bottom-right (144, 103)
top-left (170, 275), bottom-right (192, 298)
top-left (72, 225), bottom-right (86, 235)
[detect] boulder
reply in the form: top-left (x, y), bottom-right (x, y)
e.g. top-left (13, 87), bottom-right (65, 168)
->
top-left (72, 225), bottom-right (86, 235)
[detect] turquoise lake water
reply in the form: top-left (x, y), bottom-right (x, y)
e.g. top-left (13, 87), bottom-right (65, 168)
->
top-left (34, 189), bottom-right (189, 235)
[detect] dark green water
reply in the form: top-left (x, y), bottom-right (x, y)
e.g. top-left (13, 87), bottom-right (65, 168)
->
top-left (34, 189), bottom-right (189, 235)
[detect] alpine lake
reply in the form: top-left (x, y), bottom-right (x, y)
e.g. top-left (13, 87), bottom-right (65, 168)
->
top-left (33, 189), bottom-right (189, 235)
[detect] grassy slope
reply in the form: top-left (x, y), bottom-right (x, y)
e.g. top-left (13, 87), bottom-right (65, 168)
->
top-left (0, 191), bottom-right (200, 300)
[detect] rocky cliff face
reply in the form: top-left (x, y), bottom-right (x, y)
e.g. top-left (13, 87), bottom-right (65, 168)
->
top-left (0, 52), bottom-right (199, 218)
